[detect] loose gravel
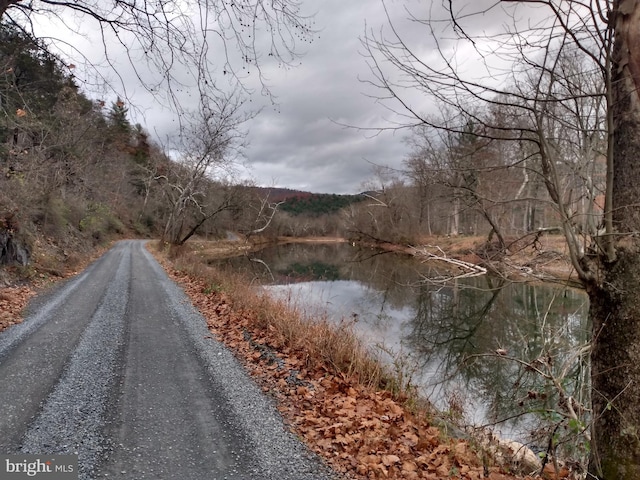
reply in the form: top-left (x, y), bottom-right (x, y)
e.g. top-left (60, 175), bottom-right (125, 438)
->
top-left (0, 241), bottom-right (336, 480)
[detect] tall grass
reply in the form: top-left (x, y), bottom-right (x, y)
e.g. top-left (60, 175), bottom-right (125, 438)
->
top-left (160, 242), bottom-right (404, 394)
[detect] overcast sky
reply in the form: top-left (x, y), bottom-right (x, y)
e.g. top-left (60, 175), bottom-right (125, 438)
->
top-left (233, 0), bottom-right (411, 194)
top-left (228, 0), bottom-right (555, 194)
top-left (117, 0), bottom-right (434, 195)
top-left (228, 0), bottom-right (531, 195)
top-left (34, 0), bottom-right (523, 195)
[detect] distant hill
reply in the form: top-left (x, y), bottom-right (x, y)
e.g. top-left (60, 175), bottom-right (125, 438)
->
top-left (249, 187), bottom-right (365, 216)
top-left (250, 187), bottom-right (315, 202)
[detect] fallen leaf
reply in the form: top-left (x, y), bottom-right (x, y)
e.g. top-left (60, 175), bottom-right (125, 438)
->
top-left (381, 454), bottom-right (400, 466)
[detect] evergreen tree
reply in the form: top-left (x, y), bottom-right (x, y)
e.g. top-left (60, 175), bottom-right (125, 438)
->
top-left (108, 98), bottom-right (131, 136)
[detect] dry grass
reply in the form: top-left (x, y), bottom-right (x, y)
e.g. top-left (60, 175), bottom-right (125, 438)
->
top-left (159, 241), bottom-right (400, 394)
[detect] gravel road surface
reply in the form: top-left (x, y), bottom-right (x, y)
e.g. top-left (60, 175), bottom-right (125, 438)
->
top-left (0, 240), bottom-right (335, 480)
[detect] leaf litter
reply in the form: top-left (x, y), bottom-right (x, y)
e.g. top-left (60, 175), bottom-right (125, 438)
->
top-left (154, 251), bottom-right (560, 480)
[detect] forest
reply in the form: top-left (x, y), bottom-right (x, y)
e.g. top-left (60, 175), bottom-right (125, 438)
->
top-left (0, 23), bottom-right (282, 266)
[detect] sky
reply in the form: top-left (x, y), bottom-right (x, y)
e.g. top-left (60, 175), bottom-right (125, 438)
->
top-left (231, 0), bottom-right (561, 195)
top-left (28, 0), bottom-right (533, 195)
top-left (218, 0), bottom-right (513, 194)
top-left (28, 0), bottom-right (433, 195)
top-left (233, 0), bottom-right (417, 194)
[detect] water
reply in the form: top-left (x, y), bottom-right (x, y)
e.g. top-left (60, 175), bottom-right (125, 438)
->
top-left (216, 241), bottom-right (590, 452)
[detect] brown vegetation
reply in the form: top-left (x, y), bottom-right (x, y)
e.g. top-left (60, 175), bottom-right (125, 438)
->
top-left (150, 241), bottom-right (566, 480)
top-left (0, 285), bottom-right (33, 330)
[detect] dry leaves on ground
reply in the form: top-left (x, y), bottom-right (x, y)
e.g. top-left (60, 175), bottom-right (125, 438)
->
top-left (157, 253), bottom-right (547, 480)
top-left (0, 286), bottom-right (34, 331)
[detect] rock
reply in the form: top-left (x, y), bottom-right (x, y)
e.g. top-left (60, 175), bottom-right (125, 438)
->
top-left (0, 229), bottom-right (30, 266)
top-left (499, 439), bottom-right (542, 473)
top-left (468, 427), bottom-right (542, 476)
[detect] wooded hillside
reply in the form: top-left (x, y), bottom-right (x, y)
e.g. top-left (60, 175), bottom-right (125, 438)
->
top-left (0, 24), bottom-right (269, 276)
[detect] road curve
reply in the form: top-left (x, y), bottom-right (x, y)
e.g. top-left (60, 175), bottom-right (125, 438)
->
top-left (0, 240), bottom-right (334, 480)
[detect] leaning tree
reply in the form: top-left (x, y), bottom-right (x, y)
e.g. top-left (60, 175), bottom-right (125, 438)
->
top-left (364, 0), bottom-right (640, 477)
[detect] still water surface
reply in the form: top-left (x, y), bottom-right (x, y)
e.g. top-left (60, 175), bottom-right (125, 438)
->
top-left (217, 242), bottom-right (590, 447)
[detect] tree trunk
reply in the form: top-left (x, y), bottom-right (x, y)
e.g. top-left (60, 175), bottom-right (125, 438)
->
top-left (588, 2), bottom-right (640, 477)
top-left (588, 255), bottom-right (640, 479)
top-left (451, 195), bottom-right (460, 235)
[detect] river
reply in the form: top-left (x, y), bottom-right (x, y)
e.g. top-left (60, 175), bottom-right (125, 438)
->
top-left (215, 241), bottom-right (590, 455)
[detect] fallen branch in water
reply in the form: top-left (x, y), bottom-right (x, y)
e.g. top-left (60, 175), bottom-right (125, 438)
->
top-left (410, 245), bottom-right (487, 281)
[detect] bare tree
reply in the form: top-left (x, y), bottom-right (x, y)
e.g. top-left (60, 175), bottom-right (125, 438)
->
top-left (243, 193), bottom-right (284, 239)
top-left (405, 109), bottom-right (534, 246)
top-left (0, 1), bottom-right (315, 108)
top-left (343, 168), bottom-right (419, 244)
top-left (363, 0), bottom-right (640, 477)
top-left (158, 90), bottom-right (250, 245)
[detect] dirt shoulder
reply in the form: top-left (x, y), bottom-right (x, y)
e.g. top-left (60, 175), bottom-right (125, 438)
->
top-left (0, 241), bottom-right (111, 332)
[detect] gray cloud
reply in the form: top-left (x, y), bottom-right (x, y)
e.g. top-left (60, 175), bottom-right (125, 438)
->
top-left (36, 1), bottom-right (524, 195)
top-left (237, 1), bottom-right (413, 194)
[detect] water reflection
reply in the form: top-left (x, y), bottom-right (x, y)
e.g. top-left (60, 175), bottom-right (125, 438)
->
top-left (216, 242), bottom-right (590, 449)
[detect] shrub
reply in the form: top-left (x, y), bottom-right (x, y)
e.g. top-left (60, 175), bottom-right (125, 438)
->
top-left (79, 203), bottom-right (124, 241)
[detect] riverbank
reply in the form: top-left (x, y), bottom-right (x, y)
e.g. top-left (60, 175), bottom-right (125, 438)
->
top-left (166, 233), bottom-right (579, 285)
top-left (150, 240), bottom-right (569, 480)
top-left (371, 234), bottom-right (580, 287)
top-left (0, 235), bottom-right (580, 479)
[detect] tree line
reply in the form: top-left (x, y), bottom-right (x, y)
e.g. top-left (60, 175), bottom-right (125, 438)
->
top-left (279, 193), bottom-right (365, 217)
top-left (0, 24), bottom-right (277, 264)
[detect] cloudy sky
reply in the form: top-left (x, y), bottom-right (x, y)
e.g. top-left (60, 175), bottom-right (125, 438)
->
top-left (230, 0), bottom-right (557, 194)
top-left (53, 0), bottom-right (444, 195)
top-left (229, 0), bottom-right (540, 195)
top-left (233, 0), bottom-right (412, 194)
top-left (31, 0), bottom-right (524, 195)
top-left (174, 0), bottom-right (428, 195)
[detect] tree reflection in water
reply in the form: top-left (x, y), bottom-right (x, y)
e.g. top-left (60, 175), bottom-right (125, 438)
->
top-left (217, 242), bottom-right (590, 458)
top-left (407, 276), bottom-right (590, 459)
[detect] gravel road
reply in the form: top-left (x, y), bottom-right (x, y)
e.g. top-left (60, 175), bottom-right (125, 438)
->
top-left (0, 240), bottom-right (335, 480)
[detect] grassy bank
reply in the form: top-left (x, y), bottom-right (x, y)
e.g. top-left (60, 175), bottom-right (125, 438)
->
top-left (150, 241), bottom-right (544, 480)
